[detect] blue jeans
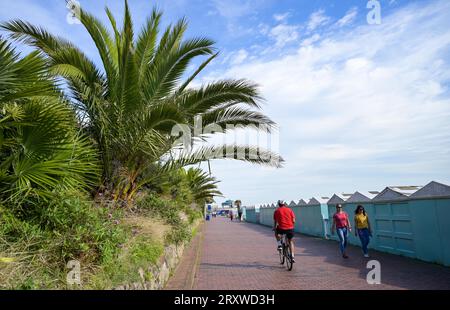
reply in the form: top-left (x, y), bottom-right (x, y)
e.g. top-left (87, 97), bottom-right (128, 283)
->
top-left (357, 228), bottom-right (370, 255)
top-left (336, 227), bottom-right (348, 254)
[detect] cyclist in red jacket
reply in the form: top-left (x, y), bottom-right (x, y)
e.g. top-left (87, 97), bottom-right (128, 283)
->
top-left (273, 200), bottom-right (296, 263)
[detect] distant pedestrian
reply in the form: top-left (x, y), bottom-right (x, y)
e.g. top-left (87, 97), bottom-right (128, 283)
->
top-left (229, 211), bottom-right (234, 221)
top-left (235, 200), bottom-right (243, 222)
top-left (331, 204), bottom-right (352, 258)
top-left (354, 205), bottom-right (372, 258)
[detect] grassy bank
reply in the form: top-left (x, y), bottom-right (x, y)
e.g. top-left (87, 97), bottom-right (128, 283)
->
top-left (0, 192), bottom-right (202, 289)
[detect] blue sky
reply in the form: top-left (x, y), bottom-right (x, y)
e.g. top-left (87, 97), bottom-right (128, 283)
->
top-left (1, 0), bottom-right (449, 205)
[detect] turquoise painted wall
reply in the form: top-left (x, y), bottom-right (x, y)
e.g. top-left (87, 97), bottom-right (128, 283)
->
top-left (436, 199), bottom-right (450, 266)
top-left (372, 201), bottom-right (415, 258)
top-left (409, 198), bottom-right (450, 266)
top-left (259, 207), bottom-right (276, 227)
top-left (253, 195), bottom-right (450, 266)
top-left (291, 206), bottom-right (301, 233)
top-left (294, 204), bottom-right (327, 237)
top-left (244, 208), bottom-right (258, 224)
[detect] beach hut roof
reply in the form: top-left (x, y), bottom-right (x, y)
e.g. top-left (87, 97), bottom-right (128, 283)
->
top-left (298, 199), bottom-right (308, 206)
top-left (308, 197), bottom-right (329, 205)
top-left (346, 191), bottom-right (378, 203)
top-left (390, 186), bottom-right (422, 196)
top-left (289, 200), bottom-right (297, 207)
top-left (373, 185), bottom-right (422, 201)
top-left (409, 181), bottom-right (450, 199)
top-left (327, 194), bottom-right (345, 204)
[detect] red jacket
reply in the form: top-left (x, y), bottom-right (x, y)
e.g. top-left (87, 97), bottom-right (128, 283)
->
top-left (273, 206), bottom-right (295, 230)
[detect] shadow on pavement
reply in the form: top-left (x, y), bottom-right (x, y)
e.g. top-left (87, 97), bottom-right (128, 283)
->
top-left (240, 221), bottom-right (450, 289)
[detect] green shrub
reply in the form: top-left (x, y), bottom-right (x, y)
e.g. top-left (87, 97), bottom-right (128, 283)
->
top-left (184, 206), bottom-right (203, 224)
top-left (137, 193), bottom-right (182, 227)
top-left (88, 236), bottom-right (164, 288)
top-left (130, 237), bottom-right (164, 265)
top-left (0, 193), bottom-right (128, 288)
top-left (165, 225), bottom-right (191, 245)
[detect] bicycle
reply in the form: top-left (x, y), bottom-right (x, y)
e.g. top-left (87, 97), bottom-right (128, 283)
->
top-left (278, 233), bottom-right (294, 271)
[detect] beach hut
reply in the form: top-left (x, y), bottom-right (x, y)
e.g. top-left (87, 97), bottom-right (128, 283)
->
top-left (408, 181), bottom-right (450, 265)
top-left (293, 197), bottom-right (329, 237)
top-left (370, 185), bottom-right (422, 257)
top-left (372, 186), bottom-right (422, 202)
top-left (260, 203), bottom-right (276, 227)
top-left (243, 206), bottom-right (255, 223)
top-left (289, 199), bottom-right (305, 233)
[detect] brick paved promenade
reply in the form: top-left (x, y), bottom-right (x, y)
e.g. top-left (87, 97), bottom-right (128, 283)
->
top-left (185, 217), bottom-right (450, 290)
top-left (166, 218), bottom-right (450, 290)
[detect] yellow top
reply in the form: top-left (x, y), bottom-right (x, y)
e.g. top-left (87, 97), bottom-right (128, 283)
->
top-left (355, 213), bottom-right (369, 229)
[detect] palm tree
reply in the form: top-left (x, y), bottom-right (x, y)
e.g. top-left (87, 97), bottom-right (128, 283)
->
top-left (0, 38), bottom-right (99, 205)
top-left (2, 1), bottom-right (283, 202)
top-left (184, 167), bottom-right (222, 205)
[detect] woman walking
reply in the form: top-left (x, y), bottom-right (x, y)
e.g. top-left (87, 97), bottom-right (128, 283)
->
top-left (331, 204), bottom-right (351, 258)
top-left (354, 205), bottom-right (372, 258)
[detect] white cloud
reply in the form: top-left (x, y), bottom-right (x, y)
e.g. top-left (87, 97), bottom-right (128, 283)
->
top-left (229, 49), bottom-right (249, 65)
top-left (336, 7), bottom-right (358, 27)
top-left (307, 9), bottom-right (331, 31)
top-left (258, 23), bottom-right (270, 36)
top-left (301, 34), bottom-right (321, 47)
top-left (273, 12), bottom-right (290, 22)
top-left (204, 0), bottom-right (450, 204)
top-left (269, 24), bottom-right (300, 47)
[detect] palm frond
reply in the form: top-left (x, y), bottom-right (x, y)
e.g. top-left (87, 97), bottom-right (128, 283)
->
top-left (162, 145), bottom-right (284, 172)
top-left (79, 7), bottom-right (118, 83)
top-left (136, 8), bottom-right (162, 86)
top-left (178, 79), bottom-right (262, 115)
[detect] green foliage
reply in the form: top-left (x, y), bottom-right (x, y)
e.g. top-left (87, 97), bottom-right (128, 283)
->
top-left (158, 167), bottom-right (193, 204)
top-left (184, 167), bottom-right (222, 204)
top-left (0, 193), bottom-right (127, 289)
top-left (0, 37), bottom-right (100, 205)
top-left (88, 235), bottom-right (164, 289)
top-left (41, 194), bottom-right (126, 263)
top-left (165, 226), bottom-right (191, 245)
top-left (0, 0), bottom-right (279, 289)
top-left (137, 193), bottom-right (183, 227)
top-left (1, 1), bottom-right (282, 202)
top-left (130, 237), bottom-right (164, 266)
top-left (184, 205), bottom-right (203, 224)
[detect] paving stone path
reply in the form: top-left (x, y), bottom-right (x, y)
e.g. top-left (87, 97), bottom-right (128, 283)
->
top-left (167, 217), bottom-right (450, 290)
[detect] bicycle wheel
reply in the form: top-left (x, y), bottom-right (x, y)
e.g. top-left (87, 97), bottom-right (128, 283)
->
top-left (285, 244), bottom-right (293, 271)
top-left (279, 245), bottom-right (285, 264)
